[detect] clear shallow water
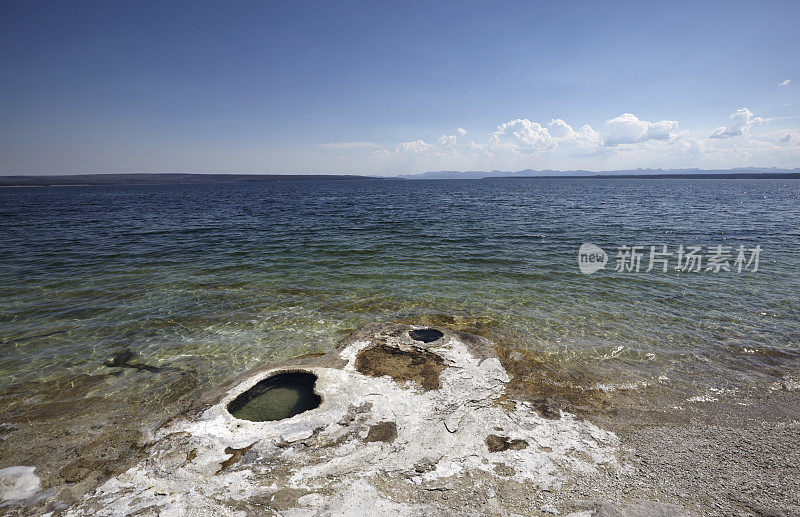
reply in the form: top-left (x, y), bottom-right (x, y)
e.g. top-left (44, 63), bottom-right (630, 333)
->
top-left (1, 178), bottom-right (799, 404)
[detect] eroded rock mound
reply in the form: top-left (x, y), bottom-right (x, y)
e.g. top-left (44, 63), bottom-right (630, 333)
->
top-left (65, 323), bottom-right (623, 516)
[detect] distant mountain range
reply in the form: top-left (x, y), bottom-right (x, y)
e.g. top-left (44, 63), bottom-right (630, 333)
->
top-left (397, 167), bottom-right (800, 180)
top-left (2, 168), bottom-right (800, 186)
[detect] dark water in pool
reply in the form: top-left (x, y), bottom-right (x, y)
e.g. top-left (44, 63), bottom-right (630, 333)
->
top-left (1, 178), bottom-right (799, 404)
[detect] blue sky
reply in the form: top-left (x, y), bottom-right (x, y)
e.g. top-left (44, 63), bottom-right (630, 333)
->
top-left (1, 0), bottom-right (798, 175)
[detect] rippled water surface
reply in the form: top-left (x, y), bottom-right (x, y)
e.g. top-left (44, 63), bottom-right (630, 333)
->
top-left (1, 178), bottom-right (799, 403)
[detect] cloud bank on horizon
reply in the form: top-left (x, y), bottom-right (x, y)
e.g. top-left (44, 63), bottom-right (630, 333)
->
top-left (327, 106), bottom-right (799, 174)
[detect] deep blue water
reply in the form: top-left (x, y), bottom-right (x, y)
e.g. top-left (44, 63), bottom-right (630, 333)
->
top-left (1, 178), bottom-right (799, 403)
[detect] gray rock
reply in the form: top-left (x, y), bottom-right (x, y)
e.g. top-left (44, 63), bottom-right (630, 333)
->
top-left (593, 500), bottom-right (692, 517)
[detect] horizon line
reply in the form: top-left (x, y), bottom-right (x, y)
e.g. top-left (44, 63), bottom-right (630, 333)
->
top-left (3, 168), bottom-right (800, 187)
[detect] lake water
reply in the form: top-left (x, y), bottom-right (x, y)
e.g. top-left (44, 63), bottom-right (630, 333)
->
top-left (1, 178), bottom-right (799, 410)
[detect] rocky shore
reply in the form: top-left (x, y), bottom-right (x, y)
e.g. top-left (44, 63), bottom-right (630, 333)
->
top-left (1, 323), bottom-right (798, 515)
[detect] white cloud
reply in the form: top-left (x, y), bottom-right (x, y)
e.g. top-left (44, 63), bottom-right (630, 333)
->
top-left (438, 128), bottom-right (468, 149)
top-left (547, 118), bottom-right (572, 138)
top-left (438, 135), bottom-right (456, 146)
top-left (380, 139), bottom-right (431, 156)
top-left (709, 108), bottom-right (766, 138)
top-left (363, 110), bottom-right (800, 173)
top-left (778, 79), bottom-right (791, 87)
top-left (604, 113), bottom-right (678, 146)
top-left (766, 128), bottom-right (800, 145)
top-left (371, 115), bottom-right (683, 169)
top-left (489, 119), bottom-right (555, 153)
top-left (484, 118), bottom-right (602, 156)
top-left (373, 128), bottom-right (470, 161)
top-left (548, 119), bottom-right (602, 154)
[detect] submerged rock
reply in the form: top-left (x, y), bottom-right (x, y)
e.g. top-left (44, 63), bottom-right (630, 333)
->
top-left (66, 323), bottom-right (623, 515)
top-left (103, 348), bottom-right (161, 373)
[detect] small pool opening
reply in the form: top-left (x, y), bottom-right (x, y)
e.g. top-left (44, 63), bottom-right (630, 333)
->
top-left (227, 371), bottom-right (321, 422)
top-left (409, 328), bottom-right (444, 343)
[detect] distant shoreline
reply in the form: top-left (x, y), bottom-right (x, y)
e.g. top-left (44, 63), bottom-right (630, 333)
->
top-left (489, 172), bottom-right (800, 180)
top-left (2, 171), bottom-right (800, 187)
top-left (0, 173), bottom-right (382, 187)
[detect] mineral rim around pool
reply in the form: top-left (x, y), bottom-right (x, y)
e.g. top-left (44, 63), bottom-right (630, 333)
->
top-left (65, 323), bottom-right (625, 515)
